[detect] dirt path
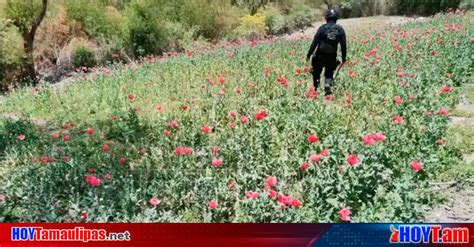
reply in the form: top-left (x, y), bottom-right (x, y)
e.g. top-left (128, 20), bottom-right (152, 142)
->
top-left (425, 83), bottom-right (474, 222)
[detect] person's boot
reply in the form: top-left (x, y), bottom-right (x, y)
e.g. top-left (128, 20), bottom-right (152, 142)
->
top-left (324, 78), bottom-right (333, 96)
top-left (313, 78), bottom-right (320, 91)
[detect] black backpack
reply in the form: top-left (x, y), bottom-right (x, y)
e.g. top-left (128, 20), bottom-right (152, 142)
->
top-left (318, 23), bottom-right (341, 54)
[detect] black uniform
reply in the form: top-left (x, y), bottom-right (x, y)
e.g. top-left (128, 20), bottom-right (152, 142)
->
top-left (307, 19), bottom-right (347, 95)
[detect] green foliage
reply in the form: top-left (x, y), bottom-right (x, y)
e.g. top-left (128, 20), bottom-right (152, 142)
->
top-left (4, 0), bottom-right (44, 33)
top-left (0, 18), bottom-right (23, 91)
top-left (261, 3), bottom-right (286, 34)
top-left (0, 13), bottom-right (472, 222)
top-left (71, 45), bottom-right (96, 68)
top-left (234, 13), bottom-right (267, 38)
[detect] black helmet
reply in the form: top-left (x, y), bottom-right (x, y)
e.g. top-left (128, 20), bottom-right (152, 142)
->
top-left (325, 8), bottom-right (340, 20)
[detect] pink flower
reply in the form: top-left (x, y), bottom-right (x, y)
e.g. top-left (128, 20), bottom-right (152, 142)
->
top-left (0, 194), bottom-right (6, 202)
top-left (52, 133), bottom-right (60, 140)
top-left (228, 111), bottom-right (238, 118)
top-left (63, 135), bottom-right (70, 142)
top-left (277, 194), bottom-right (293, 206)
top-left (149, 197), bottom-right (161, 206)
top-left (393, 96), bottom-right (403, 105)
top-left (101, 144), bottom-right (110, 152)
top-left (163, 129), bottom-right (171, 137)
top-left (338, 207), bottom-right (351, 221)
top-left (347, 154), bottom-right (360, 166)
top-left (119, 157), bottom-right (126, 164)
top-left (240, 116), bottom-right (249, 124)
top-left (307, 134), bottom-right (319, 144)
top-left (324, 94), bottom-right (333, 101)
top-left (85, 175), bottom-right (101, 187)
top-left (167, 120), bottom-right (178, 129)
top-left (211, 157), bottom-right (223, 168)
top-left (16, 134), bottom-right (25, 141)
top-left (320, 149), bottom-right (330, 157)
top-left (305, 87), bottom-right (318, 99)
top-left (86, 128), bottom-right (95, 136)
top-left (246, 191), bottom-right (259, 200)
top-left (301, 162), bottom-right (310, 170)
top-left (175, 146), bottom-right (193, 155)
top-left (363, 134), bottom-right (376, 145)
top-left (291, 199), bottom-right (302, 208)
top-left (372, 132), bottom-right (386, 142)
top-left (201, 125), bottom-right (212, 134)
top-left (437, 108), bottom-right (449, 116)
top-left (208, 200), bottom-right (218, 209)
top-left (266, 176), bottom-right (277, 188)
top-left (212, 146), bottom-right (220, 154)
top-left (392, 115), bottom-right (404, 125)
top-left (268, 190), bottom-right (277, 199)
top-left (103, 174), bottom-right (112, 181)
top-left (80, 211), bottom-right (87, 221)
top-left (436, 139), bottom-right (445, 145)
top-left (440, 85), bottom-right (452, 94)
top-left (255, 111), bottom-right (268, 121)
top-left (410, 160), bottom-right (423, 172)
top-left (62, 156), bottom-right (70, 162)
top-left (128, 94), bottom-right (135, 101)
top-left (310, 154), bottom-right (320, 163)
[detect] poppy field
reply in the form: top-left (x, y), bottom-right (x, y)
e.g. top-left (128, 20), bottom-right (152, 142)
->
top-left (0, 11), bottom-right (473, 223)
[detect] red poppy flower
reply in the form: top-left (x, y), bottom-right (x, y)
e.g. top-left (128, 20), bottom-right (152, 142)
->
top-left (301, 162), bottom-right (310, 170)
top-left (63, 135), bottom-right (70, 142)
top-left (103, 174), bottom-right (112, 181)
top-left (246, 191), bottom-right (259, 200)
top-left (393, 96), bottom-right (403, 105)
top-left (291, 199), bottom-right (302, 208)
top-left (363, 134), bottom-right (376, 145)
top-left (320, 149), bottom-right (330, 157)
top-left (208, 200), bottom-right (218, 209)
top-left (339, 207), bottom-right (351, 221)
top-left (344, 96), bottom-right (352, 105)
top-left (347, 154), bottom-right (360, 166)
top-left (305, 87), bottom-right (318, 99)
top-left (212, 146), bottom-right (220, 154)
top-left (80, 211), bottom-right (87, 221)
top-left (227, 123), bottom-right (236, 129)
top-left (85, 175), bottom-right (101, 187)
top-left (372, 132), bottom-right (386, 142)
top-left (392, 115), bottom-right (404, 124)
top-left (324, 94), bottom-right (333, 101)
top-left (437, 108), bottom-right (449, 116)
top-left (236, 115), bottom-right (248, 125)
top-left (310, 154), bottom-right (320, 163)
top-left (235, 87), bottom-right (241, 94)
top-left (101, 144), bottom-right (110, 152)
top-left (211, 157), bottom-right (223, 168)
top-left (62, 156), bottom-right (70, 162)
top-left (410, 160), bottom-right (423, 172)
top-left (181, 105), bottom-right (188, 111)
top-left (119, 157), bottom-right (126, 164)
top-left (265, 67), bottom-right (270, 77)
top-left (268, 190), bottom-right (277, 199)
top-left (149, 197), bottom-right (161, 206)
top-left (16, 134), bottom-right (25, 141)
top-left (228, 111), bottom-right (238, 118)
top-left (307, 134), bottom-right (319, 144)
top-left (266, 176), bottom-right (277, 188)
top-left (201, 125), bottom-right (212, 134)
top-left (175, 146), bottom-right (193, 155)
top-left (255, 111), bottom-right (268, 121)
top-left (128, 94), bottom-right (135, 101)
top-left (56, 147), bottom-right (62, 154)
top-left (167, 120), bottom-right (178, 129)
top-left (436, 139), bottom-right (445, 145)
top-left (86, 128), bottom-right (95, 136)
top-left (52, 133), bottom-right (60, 140)
top-left (440, 85), bottom-right (452, 94)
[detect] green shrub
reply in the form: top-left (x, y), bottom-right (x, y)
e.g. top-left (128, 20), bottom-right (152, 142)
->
top-left (71, 45), bottom-right (96, 68)
top-left (285, 3), bottom-right (317, 31)
top-left (0, 18), bottom-right (23, 91)
top-left (260, 3), bottom-right (286, 35)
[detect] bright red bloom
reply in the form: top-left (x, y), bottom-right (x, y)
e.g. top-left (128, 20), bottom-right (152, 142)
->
top-left (208, 200), bottom-right (218, 209)
top-left (149, 197), bottom-right (161, 206)
top-left (212, 146), bottom-right (220, 154)
top-left (310, 154), bottom-right (320, 163)
top-left (227, 123), bottom-right (236, 129)
top-left (163, 129), bottom-right (171, 137)
top-left (246, 191), bottom-right (259, 200)
top-left (394, 44), bottom-right (402, 50)
top-left (347, 154), bottom-right (360, 166)
top-left (277, 194), bottom-right (293, 206)
top-left (363, 134), bottom-right (376, 145)
top-left (56, 147), bottom-right (62, 154)
top-left (300, 162), bottom-right (310, 170)
top-left (440, 85), bottom-right (452, 94)
top-left (307, 134), bottom-right (319, 144)
top-left (211, 157), bottom-right (223, 168)
top-left (410, 160), bottom-right (423, 172)
top-left (228, 111), bottom-right (238, 118)
top-left (268, 190), bottom-right (277, 199)
top-left (240, 116), bottom-right (249, 124)
top-left (32, 157), bottom-right (39, 163)
top-left (339, 207), bottom-right (351, 221)
top-left (305, 86), bottom-right (318, 99)
top-left (16, 134), bottom-right (25, 141)
top-left (265, 67), bottom-right (271, 77)
top-left (86, 128), bottom-right (95, 136)
top-left (291, 199), bottom-right (302, 208)
top-left (255, 111), bottom-right (268, 121)
top-left (80, 211), bottom-right (87, 221)
top-left (266, 176), bottom-right (277, 188)
top-left (85, 175), bottom-right (101, 187)
top-left (101, 144), bottom-right (110, 152)
top-left (393, 96), bottom-right (403, 105)
top-left (392, 115), bottom-right (404, 125)
top-left (437, 108), bottom-right (449, 116)
top-left (103, 174), bottom-right (112, 181)
top-left (324, 94), bottom-right (333, 101)
top-left (235, 87), bottom-right (241, 94)
top-left (372, 132), bottom-right (386, 142)
top-left (175, 146), bottom-right (193, 155)
top-left (277, 75), bottom-right (289, 87)
top-left (128, 94), bottom-right (135, 101)
top-left (320, 149), bottom-right (330, 157)
top-left (63, 135), bottom-right (70, 142)
top-left (201, 125), bottom-right (212, 134)
top-left (436, 139), bottom-right (445, 145)
top-left (344, 96), bottom-right (352, 105)
top-left (181, 105), bottom-right (188, 111)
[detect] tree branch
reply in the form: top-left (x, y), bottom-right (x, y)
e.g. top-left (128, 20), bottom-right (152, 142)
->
top-left (29, 0), bottom-right (48, 37)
